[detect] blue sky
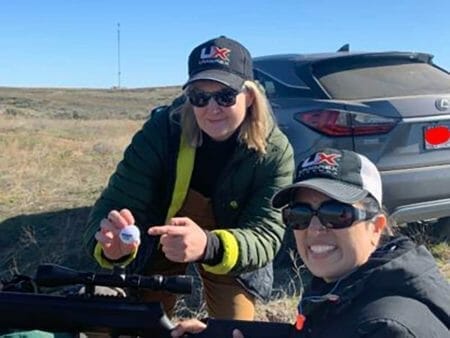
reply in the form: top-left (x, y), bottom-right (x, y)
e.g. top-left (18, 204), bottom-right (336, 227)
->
top-left (1, 0), bottom-right (449, 88)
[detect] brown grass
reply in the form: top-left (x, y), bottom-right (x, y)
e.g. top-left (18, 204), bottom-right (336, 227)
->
top-left (0, 117), bottom-right (141, 220)
top-left (0, 116), bottom-right (146, 276)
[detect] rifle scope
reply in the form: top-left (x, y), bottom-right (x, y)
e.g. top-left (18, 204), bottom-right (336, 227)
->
top-left (35, 264), bottom-right (192, 295)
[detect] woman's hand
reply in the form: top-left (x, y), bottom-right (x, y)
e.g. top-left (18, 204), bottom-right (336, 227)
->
top-left (94, 209), bottom-right (140, 260)
top-left (170, 319), bottom-right (244, 338)
top-left (170, 319), bottom-right (207, 337)
top-left (148, 217), bottom-right (207, 262)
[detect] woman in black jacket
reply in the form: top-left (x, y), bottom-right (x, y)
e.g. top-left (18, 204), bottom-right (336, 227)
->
top-left (173, 148), bottom-right (450, 337)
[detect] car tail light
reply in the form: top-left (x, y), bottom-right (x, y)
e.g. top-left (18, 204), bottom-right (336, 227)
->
top-left (295, 110), bottom-right (398, 136)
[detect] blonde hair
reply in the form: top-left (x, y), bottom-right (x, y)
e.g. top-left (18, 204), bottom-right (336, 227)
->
top-left (178, 80), bottom-right (275, 154)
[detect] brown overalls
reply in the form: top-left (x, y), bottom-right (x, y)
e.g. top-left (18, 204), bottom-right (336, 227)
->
top-left (139, 189), bottom-right (255, 319)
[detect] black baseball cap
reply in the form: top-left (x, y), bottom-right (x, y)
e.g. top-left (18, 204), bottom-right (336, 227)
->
top-left (182, 36), bottom-right (254, 91)
top-left (271, 148), bottom-right (383, 209)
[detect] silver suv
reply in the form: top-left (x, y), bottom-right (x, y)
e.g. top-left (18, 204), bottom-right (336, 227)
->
top-left (253, 48), bottom-right (450, 229)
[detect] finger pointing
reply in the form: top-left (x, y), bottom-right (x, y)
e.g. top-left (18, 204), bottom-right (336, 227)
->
top-left (148, 225), bottom-right (184, 236)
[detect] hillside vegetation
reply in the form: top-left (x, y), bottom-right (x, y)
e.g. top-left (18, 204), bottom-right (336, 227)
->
top-left (0, 86), bottom-right (181, 119)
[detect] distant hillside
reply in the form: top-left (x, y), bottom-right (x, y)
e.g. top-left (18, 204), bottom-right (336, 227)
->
top-left (0, 86), bottom-right (181, 119)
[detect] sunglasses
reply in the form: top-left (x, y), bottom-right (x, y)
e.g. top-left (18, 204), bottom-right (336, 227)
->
top-left (282, 200), bottom-right (377, 230)
top-left (186, 87), bottom-right (241, 107)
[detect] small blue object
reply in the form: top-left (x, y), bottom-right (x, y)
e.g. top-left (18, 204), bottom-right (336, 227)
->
top-left (119, 225), bottom-right (140, 244)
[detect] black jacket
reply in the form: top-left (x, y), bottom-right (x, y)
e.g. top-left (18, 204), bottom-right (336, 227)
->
top-left (297, 236), bottom-right (450, 337)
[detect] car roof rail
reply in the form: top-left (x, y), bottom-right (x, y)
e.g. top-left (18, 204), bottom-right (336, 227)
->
top-left (337, 43), bottom-right (350, 52)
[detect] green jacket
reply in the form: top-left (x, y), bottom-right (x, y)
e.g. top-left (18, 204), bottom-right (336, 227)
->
top-left (83, 102), bottom-right (294, 299)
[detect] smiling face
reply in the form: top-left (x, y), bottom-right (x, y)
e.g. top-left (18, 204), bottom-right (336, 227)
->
top-left (293, 188), bottom-right (386, 282)
top-left (188, 80), bottom-right (253, 141)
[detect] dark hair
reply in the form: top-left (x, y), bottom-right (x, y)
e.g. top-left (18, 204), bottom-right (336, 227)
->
top-left (360, 195), bottom-right (395, 236)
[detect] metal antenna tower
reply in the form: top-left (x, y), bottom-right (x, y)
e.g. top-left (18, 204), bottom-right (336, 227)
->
top-left (117, 22), bottom-right (121, 88)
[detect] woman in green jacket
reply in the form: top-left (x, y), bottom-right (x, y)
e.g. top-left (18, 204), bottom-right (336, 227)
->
top-left (84, 36), bottom-right (294, 320)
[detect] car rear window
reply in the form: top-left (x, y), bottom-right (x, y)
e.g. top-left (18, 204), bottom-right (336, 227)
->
top-left (313, 58), bottom-right (450, 100)
top-left (254, 69), bottom-right (315, 99)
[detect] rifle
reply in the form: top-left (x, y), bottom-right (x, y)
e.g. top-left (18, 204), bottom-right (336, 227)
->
top-left (0, 264), bottom-right (298, 338)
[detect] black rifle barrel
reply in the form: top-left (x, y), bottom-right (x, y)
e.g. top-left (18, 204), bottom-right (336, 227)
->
top-left (0, 291), bottom-right (173, 337)
top-left (35, 264), bottom-right (192, 294)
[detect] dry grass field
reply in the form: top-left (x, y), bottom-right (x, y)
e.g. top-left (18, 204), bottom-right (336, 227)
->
top-left (0, 86), bottom-right (182, 281)
top-left (0, 86), bottom-right (180, 119)
top-left (0, 86), bottom-right (448, 322)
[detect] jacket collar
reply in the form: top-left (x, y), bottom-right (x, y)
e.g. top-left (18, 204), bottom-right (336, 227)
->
top-left (299, 236), bottom-right (415, 316)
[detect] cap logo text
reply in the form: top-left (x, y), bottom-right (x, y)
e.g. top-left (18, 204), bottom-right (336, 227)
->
top-left (199, 46), bottom-right (231, 65)
top-left (301, 152), bottom-right (341, 168)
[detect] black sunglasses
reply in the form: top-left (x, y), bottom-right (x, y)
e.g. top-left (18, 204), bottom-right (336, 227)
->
top-left (282, 200), bottom-right (377, 230)
top-left (186, 87), bottom-right (240, 107)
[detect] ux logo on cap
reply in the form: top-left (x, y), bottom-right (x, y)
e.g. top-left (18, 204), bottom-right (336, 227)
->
top-left (200, 46), bottom-right (231, 64)
top-left (301, 152), bottom-right (341, 168)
